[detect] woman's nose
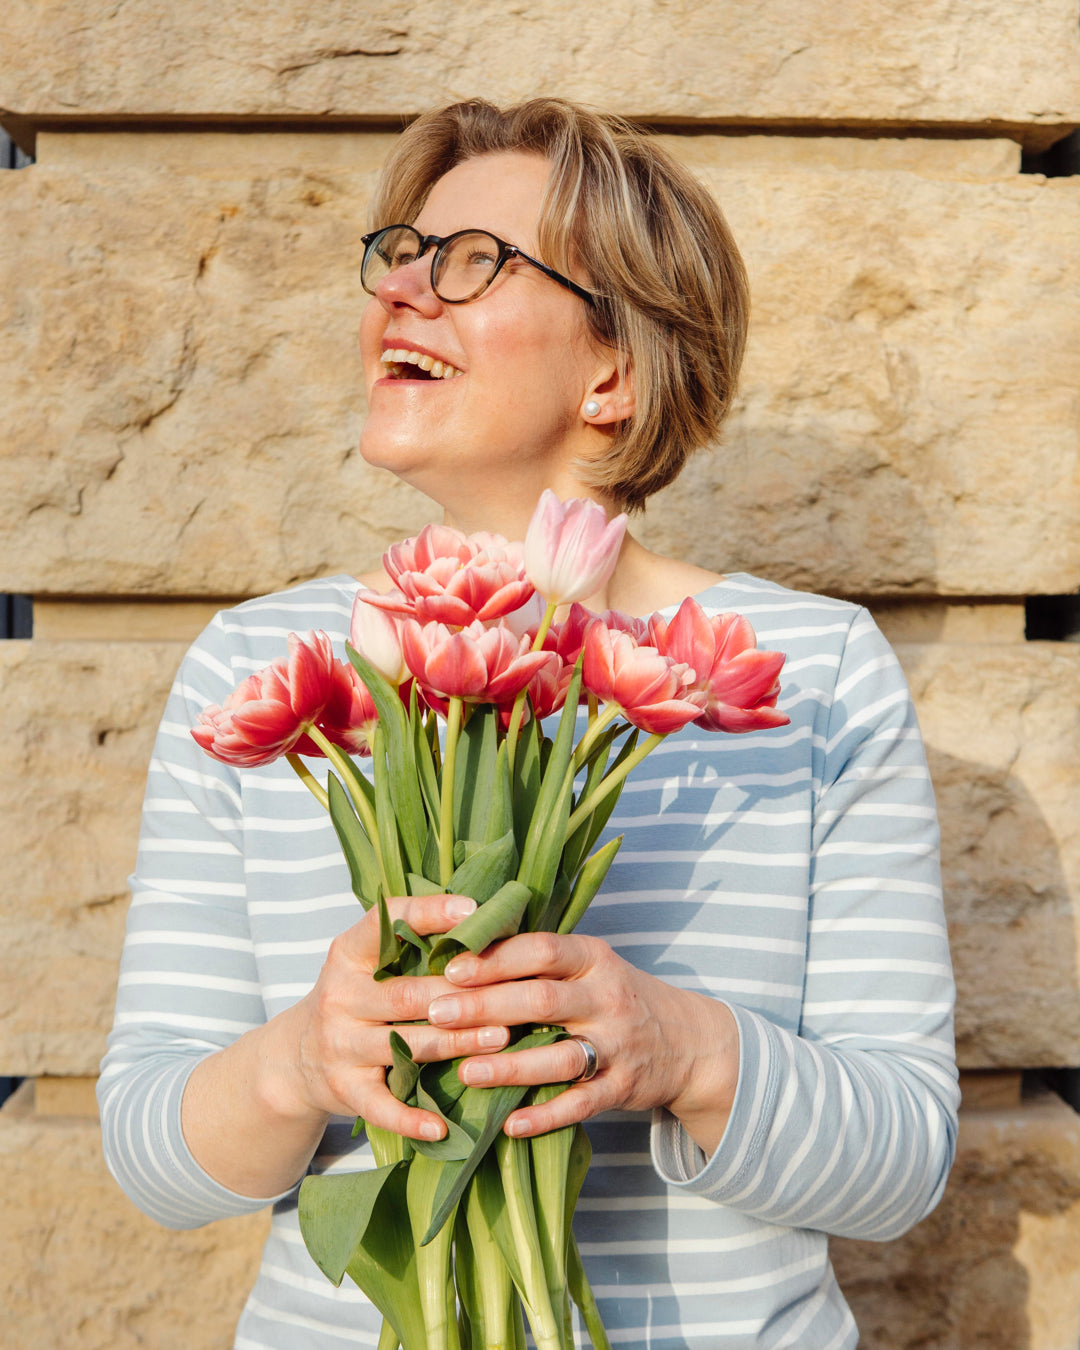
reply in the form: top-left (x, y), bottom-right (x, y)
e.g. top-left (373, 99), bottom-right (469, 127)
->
top-left (374, 255), bottom-right (443, 317)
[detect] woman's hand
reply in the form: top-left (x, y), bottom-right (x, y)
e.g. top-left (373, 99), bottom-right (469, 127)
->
top-left (428, 931), bottom-right (740, 1155)
top-left (272, 893), bottom-right (511, 1140)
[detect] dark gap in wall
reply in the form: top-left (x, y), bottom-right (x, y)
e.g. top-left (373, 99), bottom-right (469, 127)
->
top-left (0, 595), bottom-right (34, 638)
top-left (0, 127), bottom-right (35, 169)
top-left (0, 1077), bottom-right (23, 1108)
top-left (1023, 1068), bottom-right (1080, 1114)
top-left (1025, 594), bottom-right (1080, 642)
top-left (1020, 127), bottom-right (1080, 176)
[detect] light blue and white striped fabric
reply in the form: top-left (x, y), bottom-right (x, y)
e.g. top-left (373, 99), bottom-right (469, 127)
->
top-left (99, 572), bottom-right (959, 1349)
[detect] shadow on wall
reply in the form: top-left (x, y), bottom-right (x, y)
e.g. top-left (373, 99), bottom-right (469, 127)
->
top-left (837, 643), bottom-right (1075, 1345)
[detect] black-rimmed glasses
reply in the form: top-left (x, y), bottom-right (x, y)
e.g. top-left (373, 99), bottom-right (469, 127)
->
top-left (360, 224), bottom-right (597, 307)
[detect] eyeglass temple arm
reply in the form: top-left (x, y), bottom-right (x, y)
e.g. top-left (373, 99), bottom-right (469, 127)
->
top-left (507, 246), bottom-right (597, 307)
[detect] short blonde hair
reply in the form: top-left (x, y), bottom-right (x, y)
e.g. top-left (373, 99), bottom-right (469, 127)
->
top-left (372, 98), bottom-right (749, 512)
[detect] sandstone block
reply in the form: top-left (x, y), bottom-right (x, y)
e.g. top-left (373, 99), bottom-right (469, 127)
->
top-left (1, 160), bottom-right (1077, 598)
top-left (2, 1), bottom-right (1078, 147)
top-left (895, 643), bottom-right (1080, 1068)
top-left (833, 1091), bottom-right (1080, 1350)
top-left (0, 1109), bottom-right (268, 1350)
top-left (0, 640), bottom-right (185, 1075)
top-left (38, 129), bottom-right (1025, 179)
top-left (32, 599), bottom-right (236, 643)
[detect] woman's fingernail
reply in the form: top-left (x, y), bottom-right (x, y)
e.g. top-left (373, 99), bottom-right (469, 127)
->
top-left (445, 955), bottom-right (478, 982)
top-left (506, 1116), bottom-right (530, 1137)
top-left (428, 998), bottom-right (460, 1025)
top-left (420, 1120), bottom-right (444, 1141)
top-left (463, 1061), bottom-right (493, 1085)
top-left (447, 896), bottom-right (476, 920)
top-left (478, 1026), bottom-right (505, 1048)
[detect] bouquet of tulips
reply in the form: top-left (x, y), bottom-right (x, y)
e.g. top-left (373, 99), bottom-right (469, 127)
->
top-left (192, 491), bottom-right (789, 1350)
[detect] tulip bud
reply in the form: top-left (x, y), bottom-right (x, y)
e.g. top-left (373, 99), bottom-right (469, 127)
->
top-left (351, 590), bottom-right (409, 684)
top-left (524, 490), bottom-right (628, 606)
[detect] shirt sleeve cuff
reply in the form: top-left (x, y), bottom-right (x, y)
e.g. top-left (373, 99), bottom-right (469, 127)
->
top-left (102, 1052), bottom-right (301, 1229)
top-left (650, 1002), bottom-right (783, 1199)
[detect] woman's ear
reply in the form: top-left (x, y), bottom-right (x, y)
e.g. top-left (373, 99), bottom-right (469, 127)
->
top-left (582, 359), bottom-right (635, 426)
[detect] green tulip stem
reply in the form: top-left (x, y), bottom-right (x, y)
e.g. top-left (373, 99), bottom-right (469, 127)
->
top-left (376, 1319), bottom-right (400, 1350)
top-left (285, 752), bottom-right (329, 812)
top-left (565, 732), bottom-right (665, 836)
top-left (570, 702), bottom-right (621, 770)
top-left (506, 600), bottom-right (559, 773)
top-left (306, 724), bottom-right (392, 896)
top-left (531, 599), bottom-right (558, 653)
top-left (440, 696), bottom-right (464, 886)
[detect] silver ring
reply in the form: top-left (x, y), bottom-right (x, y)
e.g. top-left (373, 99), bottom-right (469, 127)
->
top-left (569, 1035), bottom-right (600, 1083)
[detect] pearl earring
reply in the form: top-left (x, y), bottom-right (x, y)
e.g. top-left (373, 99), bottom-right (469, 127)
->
top-left (583, 400), bottom-right (601, 417)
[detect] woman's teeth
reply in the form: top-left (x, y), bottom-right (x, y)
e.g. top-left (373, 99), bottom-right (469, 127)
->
top-left (380, 349), bottom-right (464, 380)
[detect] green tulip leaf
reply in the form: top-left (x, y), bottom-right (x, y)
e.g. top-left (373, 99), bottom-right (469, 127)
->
top-left (517, 661), bottom-right (583, 898)
top-left (298, 1161), bottom-right (403, 1288)
top-left (422, 825), bottom-right (442, 885)
top-left (409, 683), bottom-right (442, 828)
top-left (346, 645), bottom-right (426, 876)
top-left (454, 704), bottom-right (499, 843)
top-left (342, 1163), bottom-right (429, 1347)
top-left (557, 835), bottom-right (623, 936)
top-left (373, 888), bottom-right (401, 982)
top-left (568, 1228), bottom-right (612, 1350)
top-left (386, 1029), bottom-right (420, 1104)
top-left (446, 828), bottom-right (518, 906)
top-left (428, 880), bottom-right (532, 975)
top-left (560, 723), bottom-right (627, 882)
top-left (392, 919), bottom-right (431, 959)
top-left (485, 741), bottom-right (514, 846)
top-left (417, 1061), bottom-right (470, 1130)
top-left (370, 724), bottom-right (408, 898)
top-left (410, 1079), bottom-right (480, 1161)
top-left (327, 772), bottom-right (380, 911)
top-left (511, 713), bottom-right (542, 851)
top-left (406, 873), bottom-right (445, 896)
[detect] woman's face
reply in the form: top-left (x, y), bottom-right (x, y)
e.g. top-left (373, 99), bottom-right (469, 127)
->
top-left (358, 152), bottom-right (610, 525)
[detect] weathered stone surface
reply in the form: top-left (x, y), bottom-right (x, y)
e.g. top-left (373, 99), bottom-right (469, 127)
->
top-left (2, 160), bottom-right (1077, 598)
top-left (895, 643), bottom-right (1080, 1068)
top-left (33, 598), bottom-right (236, 643)
top-left (871, 602), bottom-right (1026, 646)
top-left (38, 129), bottom-right (1025, 178)
top-left (0, 1107), bottom-right (268, 1350)
top-left (638, 166), bottom-right (1080, 598)
top-left (3, 638), bottom-right (1078, 1073)
top-left (833, 1091), bottom-right (1080, 1350)
top-left (0, 640), bottom-right (185, 1074)
top-left (1, 1), bottom-right (1078, 147)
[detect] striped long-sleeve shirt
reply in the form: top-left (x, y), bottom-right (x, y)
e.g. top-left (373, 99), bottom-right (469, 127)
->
top-left (98, 572), bottom-right (959, 1349)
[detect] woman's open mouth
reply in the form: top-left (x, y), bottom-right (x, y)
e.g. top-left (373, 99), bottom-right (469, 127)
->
top-left (380, 348), bottom-right (464, 381)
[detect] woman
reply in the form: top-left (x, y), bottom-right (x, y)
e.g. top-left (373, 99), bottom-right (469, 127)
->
top-left (99, 99), bottom-right (958, 1348)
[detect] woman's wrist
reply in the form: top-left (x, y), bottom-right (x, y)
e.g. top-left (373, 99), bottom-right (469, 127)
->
top-left (249, 996), bottom-right (332, 1127)
top-left (180, 1000), bottom-right (331, 1200)
top-left (663, 993), bottom-right (740, 1158)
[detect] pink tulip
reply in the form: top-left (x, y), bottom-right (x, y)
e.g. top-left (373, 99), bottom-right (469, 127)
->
top-left (513, 650), bottom-right (575, 723)
top-left (550, 602), bottom-right (647, 666)
top-left (350, 589), bottom-right (409, 684)
top-left (192, 630), bottom-right (379, 766)
top-left (524, 490), bottom-right (628, 606)
top-left (650, 598), bottom-right (790, 733)
top-left (581, 621), bottom-right (706, 734)
top-left (401, 619), bottom-right (552, 704)
top-left (313, 661), bottom-right (379, 755)
top-left (367, 525), bottom-right (535, 628)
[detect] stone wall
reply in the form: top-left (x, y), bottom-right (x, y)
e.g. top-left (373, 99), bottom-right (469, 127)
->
top-left (2, 5), bottom-right (1079, 1347)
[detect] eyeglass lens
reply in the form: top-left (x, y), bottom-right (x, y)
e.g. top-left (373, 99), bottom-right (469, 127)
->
top-left (363, 227), bottom-right (503, 302)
